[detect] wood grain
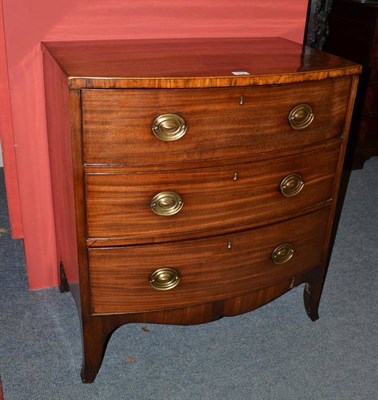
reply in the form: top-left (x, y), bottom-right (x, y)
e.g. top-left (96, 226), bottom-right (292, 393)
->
top-left (42, 37), bottom-right (361, 89)
top-left (88, 208), bottom-right (330, 314)
top-left (304, 75), bottom-right (361, 323)
top-left (82, 77), bottom-right (351, 165)
top-left (41, 37), bottom-right (361, 382)
top-left (85, 144), bottom-right (339, 244)
top-left (81, 273), bottom-right (312, 383)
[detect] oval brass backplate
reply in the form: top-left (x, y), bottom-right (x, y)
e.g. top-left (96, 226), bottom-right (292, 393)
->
top-left (151, 191), bottom-right (184, 216)
top-left (288, 104), bottom-right (314, 130)
top-left (280, 173), bottom-right (304, 197)
top-left (271, 243), bottom-right (295, 264)
top-left (152, 113), bottom-right (187, 141)
top-left (149, 268), bottom-right (181, 291)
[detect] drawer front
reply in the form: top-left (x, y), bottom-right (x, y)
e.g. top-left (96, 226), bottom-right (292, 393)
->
top-left (85, 145), bottom-right (339, 243)
top-left (88, 208), bottom-right (330, 314)
top-left (82, 78), bottom-right (351, 165)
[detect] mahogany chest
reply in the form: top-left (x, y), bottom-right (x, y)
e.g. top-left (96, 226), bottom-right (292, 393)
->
top-left (42, 38), bottom-right (360, 382)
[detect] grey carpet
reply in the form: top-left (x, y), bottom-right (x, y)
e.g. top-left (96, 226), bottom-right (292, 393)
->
top-left (0, 158), bottom-right (377, 400)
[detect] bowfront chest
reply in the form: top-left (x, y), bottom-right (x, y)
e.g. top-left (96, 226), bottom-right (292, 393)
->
top-left (42, 38), bottom-right (360, 382)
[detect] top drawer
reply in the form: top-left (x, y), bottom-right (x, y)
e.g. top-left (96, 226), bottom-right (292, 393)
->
top-left (82, 77), bottom-right (351, 165)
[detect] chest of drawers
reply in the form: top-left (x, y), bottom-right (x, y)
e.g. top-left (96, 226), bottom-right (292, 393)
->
top-left (42, 38), bottom-right (360, 382)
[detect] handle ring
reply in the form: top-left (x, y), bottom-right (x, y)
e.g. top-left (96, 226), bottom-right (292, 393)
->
top-left (151, 191), bottom-right (184, 216)
top-left (152, 113), bottom-right (187, 141)
top-left (280, 173), bottom-right (304, 197)
top-left (271, 243), bottom-right (295, 264)
top-left (288, 104), bottom-right (314, 130)
top-left (149, 268), bottom-right (181, 291)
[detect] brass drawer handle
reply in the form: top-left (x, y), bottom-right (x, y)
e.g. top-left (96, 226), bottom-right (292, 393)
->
top-left (152, 113), bottom-right (187, 141)
top-left (149, 268), bottom-right (181, 291)
top-left (271, 243), bottom-right (294, 264)
top-left (280, 173), bottom-right (304, 197)
top-left (151, 191), bottom-right (184, 216)
top-left (288, 104), bottom-right (314, 130)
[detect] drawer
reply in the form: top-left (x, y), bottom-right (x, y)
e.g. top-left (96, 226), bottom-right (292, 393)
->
top-left (88, 208), bottom-right (330, 314)
top-left (85, 144), bottom-right (339, 244)
top-left (82, 78), bottom-right (351, 165)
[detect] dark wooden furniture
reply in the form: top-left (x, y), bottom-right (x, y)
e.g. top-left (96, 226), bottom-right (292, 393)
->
top-left (305, 0), bottom-right (334, 49)
top-left (324, 0), bottom-right (378, 168)
top-left (42, 38), bottom-right (360, 383)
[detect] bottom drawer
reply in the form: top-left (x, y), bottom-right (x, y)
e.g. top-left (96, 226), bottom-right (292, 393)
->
top-left (88, 208), bottom-right (330, 314)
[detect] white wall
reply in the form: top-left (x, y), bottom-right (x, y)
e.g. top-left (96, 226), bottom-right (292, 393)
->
top-left (0, 141), bottom-right (3, 167)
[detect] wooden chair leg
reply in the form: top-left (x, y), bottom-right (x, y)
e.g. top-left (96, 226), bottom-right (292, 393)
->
top-left (303, 268), bottom-right (325, 322)
top-left (80, 317), bottom-right (120, 383)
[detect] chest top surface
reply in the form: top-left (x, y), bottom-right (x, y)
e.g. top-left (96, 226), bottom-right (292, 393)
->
top-left (42, 37), bottom-right (361, 89)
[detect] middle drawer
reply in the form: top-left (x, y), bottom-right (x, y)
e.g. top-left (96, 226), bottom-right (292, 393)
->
top-left (85, 145), bottom-right (339, 245)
